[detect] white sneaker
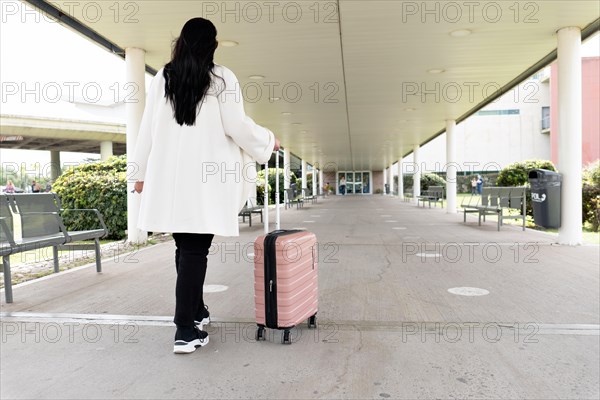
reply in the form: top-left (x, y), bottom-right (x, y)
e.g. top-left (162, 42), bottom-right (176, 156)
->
top-left (173, 327), bottom-right (209, 354)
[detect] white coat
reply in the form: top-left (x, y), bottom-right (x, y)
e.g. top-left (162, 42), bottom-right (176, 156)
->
top-left (130, 65), bottom-right (275, 236)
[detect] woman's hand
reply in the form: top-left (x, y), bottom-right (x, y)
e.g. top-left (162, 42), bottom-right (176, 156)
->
top-left (134, 181), bottom-right (144, 193)
top-left (273, 138), bottom-right (280, 152)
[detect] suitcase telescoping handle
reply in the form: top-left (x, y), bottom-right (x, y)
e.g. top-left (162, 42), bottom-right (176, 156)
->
top-left (263, 151), bottom-right (282, 235)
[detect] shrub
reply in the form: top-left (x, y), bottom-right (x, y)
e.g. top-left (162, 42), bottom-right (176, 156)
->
top-left (402, 173), bottom-right (447, 192)
top-left (583, 161), bottom-right (600, 231)
top-left (53, 156), bottom-right (127, 240)
top-left (256, 168), bottom-right (297, 205)
top-left (496, 160), bottom-right (556, 187)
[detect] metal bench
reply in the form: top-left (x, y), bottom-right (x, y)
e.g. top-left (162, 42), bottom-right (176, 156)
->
top-left (417, 186), bottom-right (445, 208)
top-left (302, 188), bottom-right (317, 205)
top-left (238, 197), bottom-right (263, 227)
top-left (1, 193), bottom-right (108, 303)
top-left (284, 188), bottom-right (304, 209)
top-left (462, 187), bottom-right (527, 231)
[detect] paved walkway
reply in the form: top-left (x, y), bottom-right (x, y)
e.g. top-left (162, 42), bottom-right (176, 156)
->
top-left (1, 195), bottom-right (599, 399)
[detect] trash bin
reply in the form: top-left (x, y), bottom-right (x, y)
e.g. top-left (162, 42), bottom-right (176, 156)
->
top-left (528, 169), bottom-right (562, 229)
top-left (384, 184), bottom-right (390, 195)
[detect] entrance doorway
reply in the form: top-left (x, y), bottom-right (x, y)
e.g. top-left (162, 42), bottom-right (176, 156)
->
top-left (336, 171), bottom-right (372, 195)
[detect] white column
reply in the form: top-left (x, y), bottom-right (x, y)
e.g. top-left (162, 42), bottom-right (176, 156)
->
top-left (312, 166), bottom-right (317, 196)
top-left (383, 167), bottom-right (388, 195)
top-left (397, 157), bottom-right (404, 199)
top-left (283, 148), bottom-right (291, 190)
top-left (301, 160), bottom-right (308, 189)
top-left (49, 150), bottom-right (61, 181)
top-left (100, 141), bottom-right (113, 161)
top-left (446, 120), bottom-right (457, 214)
top-left (413, 145), bottom-right (421, 203)
top-left (388, 164), bottom-right (394, 196)
top-left (319, 169), bottom-right (324, 196)
top-left (249, 162), bottom-right (258, 203)
top-left (557, 27), bottom-right (582, 245)
top-left (126, 47), bottom-right (147, 244)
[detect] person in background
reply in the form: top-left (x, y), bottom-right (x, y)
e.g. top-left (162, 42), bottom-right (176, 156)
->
top-left (31, 180), bottom-right (41, 193)
top-left (340, 176), bottom-right (346, 195)
top-left (476, 174), bottom-right (483, 195)
top-left (130, 18), bottom-right (279, 355)
top-left (471, 177), bottom-right (477, 195)
top-left (4, 180), bottom-right (15, 193)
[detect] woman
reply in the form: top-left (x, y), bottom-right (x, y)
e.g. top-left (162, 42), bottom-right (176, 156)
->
top-left (130, 18), bottom-right (279, 354)
top-left (4, 180), bottom-right (15, 193)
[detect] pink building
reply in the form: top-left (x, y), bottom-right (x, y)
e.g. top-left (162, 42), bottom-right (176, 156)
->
top-left (550, 57), bottom-right (600, 166)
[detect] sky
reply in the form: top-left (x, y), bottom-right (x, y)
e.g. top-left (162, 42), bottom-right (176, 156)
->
top-left (0, 2), bottom-right (599, 171)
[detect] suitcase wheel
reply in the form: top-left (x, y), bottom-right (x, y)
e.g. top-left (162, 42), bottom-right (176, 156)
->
top-left (256, 326), bottom-right (266, 341)
top-left (308, 314), bottom-right (317, 329)
top-left (281, 330), bottom-right (292, 345)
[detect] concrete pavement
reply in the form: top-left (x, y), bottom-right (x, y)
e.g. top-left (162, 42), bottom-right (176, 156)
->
top-left (1, 195), bottom-right (598, 399)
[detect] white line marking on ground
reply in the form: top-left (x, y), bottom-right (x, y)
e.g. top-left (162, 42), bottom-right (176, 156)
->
top-left (415, 253), bottom-right (441, 258)
top-left (1, 312), bottom-right (597, 335)
top-left (448, 287), bottom-right (490, 296)
top-left (204, 284), bottom-right (229, 293)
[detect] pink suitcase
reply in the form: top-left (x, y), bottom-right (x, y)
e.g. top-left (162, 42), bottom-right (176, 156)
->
top-left (254, 229), bottom-right (318, 344)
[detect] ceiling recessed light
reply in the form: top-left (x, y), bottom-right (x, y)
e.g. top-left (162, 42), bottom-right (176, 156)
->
top-left (449, 29), bottom-right (472, 37)
top-left (249, 75), bottom-right (265, 80)
top-left (404, 108), bottom-right (416, 112)
top-left (281, 112), bottom-right (292, 116)
top-left (269, 97), bottom-right (280, 101)
top-left (292, 122), bottom-right (301, 125)
top-left (219, 40), bottom-right (239, 47)
top-left (427, 68), bottom-right (445, 74)
top-left (300, 130), bottom-right (307, 134)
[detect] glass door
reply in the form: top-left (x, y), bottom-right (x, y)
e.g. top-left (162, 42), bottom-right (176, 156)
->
top-left (354, 172), bottom-right (363, 194)
top-left (345, 172), bottom-right (354, 194)
top-left (362, 172), bottom-right (371, 194)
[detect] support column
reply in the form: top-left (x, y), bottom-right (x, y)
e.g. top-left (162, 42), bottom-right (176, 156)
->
top-left (398, 157), bottom-right (404, 199)
top-left (283, 148), bottom-right (291, 190)
top-left (126, 47), bottom-right (147, 244)
top-left (250, 162), bottom-right (258, 203)
top-left (100, 141), bottom-right (113, 161)
top-left (312, 166), bottom-right (317, 197)
top-left (557, 27), bottom-right (583, 245)
top-left (446, 120), bottom-right (457, 214)
top-left (413, 145), bottom-right (421, 203)
top-left (319, 169), bottom-right (324, 196)
top-left (301, 160), bottom-right (308, 189)
top-left (49, 150), bottom-right (61, 181)
top-left (388, 164), bottom-right (394, 196)
top-left (383, 167), bottom-right (388, 195)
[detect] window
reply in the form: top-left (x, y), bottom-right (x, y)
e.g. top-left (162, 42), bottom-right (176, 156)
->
top-left (541, 107), bottom-right (550, 130)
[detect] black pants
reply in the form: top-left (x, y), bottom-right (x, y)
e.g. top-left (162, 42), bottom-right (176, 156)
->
top-left (173, 233), bottom-right (214, 329)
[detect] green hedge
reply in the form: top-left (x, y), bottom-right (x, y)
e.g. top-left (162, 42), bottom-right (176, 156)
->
top-left (53, 156), bottom-right (127, 240)
top-left (496, 160), bottom-right (556, 187)
top-left (583, 161), bottom-right (600, 231)
top-left (256, 168), bottom-right (297, 205)
top-left (402, 173), bottom-right (447, 192)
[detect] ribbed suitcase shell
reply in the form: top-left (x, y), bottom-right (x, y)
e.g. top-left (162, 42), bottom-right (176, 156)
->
top-left (254, 230), bottom-right (318, 329)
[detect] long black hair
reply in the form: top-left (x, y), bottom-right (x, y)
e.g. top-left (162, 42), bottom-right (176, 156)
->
top-left (163, 18), bottom-right (222, 126)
